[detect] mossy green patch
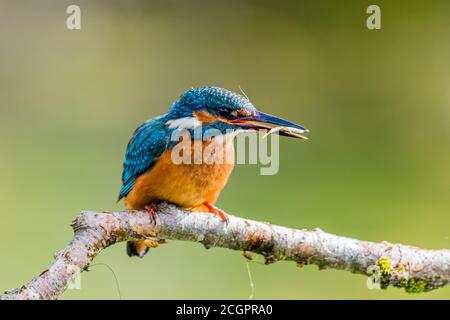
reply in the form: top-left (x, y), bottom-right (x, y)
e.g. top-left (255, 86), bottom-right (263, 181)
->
top-left (374, 256), bottom-right (391, 289)
top-left (371, 256), bottom-right (429, 293)
top-left (402, 279), bottom-right (428, 294)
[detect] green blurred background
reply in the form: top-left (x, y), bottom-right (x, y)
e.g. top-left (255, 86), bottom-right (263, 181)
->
top-left (0, 0), bottom-right (449, 299)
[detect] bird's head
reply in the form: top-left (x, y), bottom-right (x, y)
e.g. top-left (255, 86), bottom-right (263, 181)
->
top-left (166, 86), bottom-right (308, 139)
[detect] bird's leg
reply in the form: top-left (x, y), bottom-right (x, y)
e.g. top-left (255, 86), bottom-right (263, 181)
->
top-left (203, 202), bottom-right (229, 223)
top-left (145, 204), bottom-right (158, 224)
top-left (126, 204), bottom-right (164, 258)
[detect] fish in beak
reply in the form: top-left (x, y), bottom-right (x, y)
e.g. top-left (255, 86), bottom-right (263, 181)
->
top-left (231, 111), bottom-right (309, 139)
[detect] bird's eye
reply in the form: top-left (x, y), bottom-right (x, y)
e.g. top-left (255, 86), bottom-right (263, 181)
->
top-left (218, 107), bottom-right (232, 118)
top-left (231, 111), bottom-right (238, 117)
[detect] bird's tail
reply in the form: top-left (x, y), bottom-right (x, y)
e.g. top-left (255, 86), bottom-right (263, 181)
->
top-left (126, 241), bottom-right (150, 258)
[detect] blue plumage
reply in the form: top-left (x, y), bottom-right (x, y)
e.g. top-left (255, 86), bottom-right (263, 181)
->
top-left (119, 117), bottom-right (169, 200)
top-left (167, 86), bottom-right (256, 119)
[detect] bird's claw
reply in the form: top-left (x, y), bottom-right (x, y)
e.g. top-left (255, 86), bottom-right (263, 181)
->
top-left (203, 202), bottom-right (229, 224)
top-left (145, 204), bottom-right (158, 224)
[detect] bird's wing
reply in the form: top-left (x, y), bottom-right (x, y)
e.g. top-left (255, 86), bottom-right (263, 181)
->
top-left (119, 117), bottom-right (169, 200)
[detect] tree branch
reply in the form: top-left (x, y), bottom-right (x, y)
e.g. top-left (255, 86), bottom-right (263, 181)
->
top-left (1, 203), bottom-right (449, 299)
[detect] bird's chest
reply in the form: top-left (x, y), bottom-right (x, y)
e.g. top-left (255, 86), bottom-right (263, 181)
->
top-left (125, 138), bottom-right (235, 209)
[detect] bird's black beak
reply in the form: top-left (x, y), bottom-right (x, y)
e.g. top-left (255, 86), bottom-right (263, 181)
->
top-left (231, 111), bottom-right (309, 139)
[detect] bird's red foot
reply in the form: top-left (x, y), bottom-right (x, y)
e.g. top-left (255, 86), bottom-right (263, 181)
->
top-left (203, 202), bottom-right (229, 223)
top-left (145, 204), bottom-right (158, 224)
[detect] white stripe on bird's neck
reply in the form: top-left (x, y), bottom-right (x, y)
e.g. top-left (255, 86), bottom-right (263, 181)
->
top-left (166, 117), bottom-right (201, 129)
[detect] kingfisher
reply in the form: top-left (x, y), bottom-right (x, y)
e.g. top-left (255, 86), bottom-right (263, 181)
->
top-left (119, 86), bottom-right (308, 257)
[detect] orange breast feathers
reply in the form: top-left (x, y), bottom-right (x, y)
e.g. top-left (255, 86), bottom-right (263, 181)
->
top-left (124, 136), bottom-right (235, 210)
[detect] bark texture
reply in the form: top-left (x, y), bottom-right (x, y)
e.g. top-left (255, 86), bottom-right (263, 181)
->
top-left (2, 203), bottom-right (449, 299)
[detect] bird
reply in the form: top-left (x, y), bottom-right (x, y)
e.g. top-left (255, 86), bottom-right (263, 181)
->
top-left (119, 86), bottom-right (308, 257)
